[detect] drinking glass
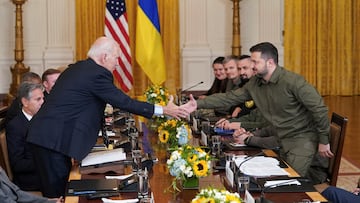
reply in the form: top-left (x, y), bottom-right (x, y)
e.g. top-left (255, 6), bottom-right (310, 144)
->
top-left (238, 176), bottom-right (250, 202)
top-left (132, 149), bottom-right (142, 172)
top-left (201, 121), bottom-right (211, 134)
top-left (130, 132), bottom-right (139, 150)
top-left (138, 169), bottom-right (149, 198)
top-left (139, 198), bottom-right (152, 203)
top-left (211, 135), bottom-right (221, 156)
top-left (225, 153), bottom-right (236, 171)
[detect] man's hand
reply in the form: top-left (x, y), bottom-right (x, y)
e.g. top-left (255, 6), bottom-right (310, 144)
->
top-left (353, 187), bottom-right (360, 195)
top-left (231, 107), bottom-right (242, 118)
top-left (233, 128), bottom-right (251, 144)
top-left (215, 118), bottom-right (229, 128)
top-left (50, 196), bottom-right (64, 203)
top-left (318, 143), bottom-right (334, 158)
top-left (163, 95), bottom-right (190, 119)
top-left (180, 94), bottom-right (197, 113)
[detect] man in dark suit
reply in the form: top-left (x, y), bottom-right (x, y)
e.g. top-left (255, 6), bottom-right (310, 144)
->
top-left (41, 68), bottom-right (61, 100)
top-left (27, 36), bottom-right (189, 198)
top-left (4, 72), bottom-right (42, 128)
top-left (6, 82), bottom-right (44, 191)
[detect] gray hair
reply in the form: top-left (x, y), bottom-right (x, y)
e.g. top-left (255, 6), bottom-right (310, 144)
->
top-left (18, 82), bottom-right (44, 100)
top-left (87, 37), bottom-right (117, 59)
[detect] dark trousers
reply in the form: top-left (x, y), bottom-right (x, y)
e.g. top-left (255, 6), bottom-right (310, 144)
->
top-left (322, 186), bottom-right (360, 203)
top-left (30, 143), bottom-right (72, 198)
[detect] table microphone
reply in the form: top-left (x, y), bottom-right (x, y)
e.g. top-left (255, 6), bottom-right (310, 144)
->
top-left (181, 81), bottom-right (204, 93)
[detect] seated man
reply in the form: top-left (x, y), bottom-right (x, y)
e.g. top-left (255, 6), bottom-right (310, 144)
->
top-left (197, 55), bottom-right (256, 119)
top-left (0, 166), bottom-right (63, 203)
top-left (41, 68), bottom-right (61, 100)
top-left (6, 82), bottom-right (44, 190)
top-left (4, 72), bottom-right (42, 127)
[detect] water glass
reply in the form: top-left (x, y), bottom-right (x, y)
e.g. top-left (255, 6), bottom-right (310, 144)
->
top-left (225, 153), bottom-right (235, 171)
top-left (130, 132), bottom-right (139, 150)
top-left (139, 197), bottom-right (152, 203)
top-left (132, 149), bottom-right (142, 172)
top-left (201, 121), bottom-right (211, 133)
top-left (238, 176), bottom-right (250, 202)
top-left (138, 169), bottom-right (149, 198)
top-left (211, 135), bottom-right (221, 156)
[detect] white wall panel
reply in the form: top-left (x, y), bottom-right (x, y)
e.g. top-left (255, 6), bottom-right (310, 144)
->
top-left (0, 0), bottom-right (75, 94)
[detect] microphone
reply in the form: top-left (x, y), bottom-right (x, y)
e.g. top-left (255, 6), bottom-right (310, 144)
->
top-left (181, 81), bottom-right (204, 93)
top-left (177, 81), bottom-right (204, 105)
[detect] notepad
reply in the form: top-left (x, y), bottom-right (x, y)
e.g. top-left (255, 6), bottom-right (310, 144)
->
top-left (81, 148), bottom-right (126, 167)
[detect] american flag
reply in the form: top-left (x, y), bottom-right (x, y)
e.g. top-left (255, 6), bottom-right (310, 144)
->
top-left (105, 0), bottom-right (133, 92)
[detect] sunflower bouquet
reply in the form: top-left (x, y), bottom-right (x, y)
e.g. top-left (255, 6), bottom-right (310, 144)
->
top-left (191, 187), bottom-right (242, 203)
top-left (144, 84), bottom-right (169, 106)
top-left (157, 119), bottom-right (192, 148)
top-left (166, 145), bottom-right (212, 192)
top-left (144, 84), bottom-right (170, 130)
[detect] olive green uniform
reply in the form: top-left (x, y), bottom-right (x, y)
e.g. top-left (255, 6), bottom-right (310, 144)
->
top-left (197, 66), bottom-right (330, 176)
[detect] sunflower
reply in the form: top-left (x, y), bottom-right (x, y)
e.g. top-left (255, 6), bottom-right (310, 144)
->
top-left (187, 153), bottom-right (198, 163)
top-left (193, 160), bottom-right (209, 177)
top-left (159, 130), bottom-right (170, 143)
top-left (192, 188), bottom-right (242, 203)
top-left (225, 194), bottom-right (242, 203)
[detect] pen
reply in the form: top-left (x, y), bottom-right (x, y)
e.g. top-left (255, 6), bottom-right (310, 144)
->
top-left (73, 190), bottom-right (96, 195)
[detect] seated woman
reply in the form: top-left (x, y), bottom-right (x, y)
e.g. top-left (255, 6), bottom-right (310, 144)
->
top-left (198, 56), bottom-right (227, 99)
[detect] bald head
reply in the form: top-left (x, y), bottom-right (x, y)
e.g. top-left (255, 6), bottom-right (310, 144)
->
top-left (87, 37), bottom-right (121, 72)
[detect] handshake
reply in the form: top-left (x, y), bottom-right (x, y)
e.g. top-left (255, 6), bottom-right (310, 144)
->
top-left (162, 94), bottom-right (198, 119)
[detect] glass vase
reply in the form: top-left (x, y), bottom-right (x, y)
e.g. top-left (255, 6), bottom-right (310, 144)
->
top-left (182, 176), bottom-right (199, 189)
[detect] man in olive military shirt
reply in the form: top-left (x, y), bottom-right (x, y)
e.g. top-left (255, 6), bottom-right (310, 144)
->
top-left (182, 42), bottom-right (333, 177)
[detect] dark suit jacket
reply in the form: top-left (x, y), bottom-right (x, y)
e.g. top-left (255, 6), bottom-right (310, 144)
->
top-left (4, 97), bottom-right (21, 128)
top-left (6, 112), bottom-right (40, 191)
top-left (27, 58), bottom-right (155, 160)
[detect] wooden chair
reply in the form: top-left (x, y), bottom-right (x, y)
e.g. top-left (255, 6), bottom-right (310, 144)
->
top-left (0, 130), bottom-right (13, 180)
top-left (327, 112), bottom-right (348, 186)
top-left (0, 130), bottom-right (43, 196)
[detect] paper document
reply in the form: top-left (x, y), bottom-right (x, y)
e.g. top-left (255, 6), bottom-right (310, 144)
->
top-left (264, 179), bottom-right (301, 188)
top-left (102, 198), bottom-right (139, 203)
top-left (81, 148), bottom-right (126, 167)
top-left (105, 174), bottom-right (133, 180)
top-left (235, 156), bottom-right (289, 177)
top-left (229, 142), bottom-right (247, 147)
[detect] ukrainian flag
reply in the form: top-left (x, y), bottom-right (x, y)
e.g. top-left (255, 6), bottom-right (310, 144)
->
top-left (136, 0), bottom-right (166, 85)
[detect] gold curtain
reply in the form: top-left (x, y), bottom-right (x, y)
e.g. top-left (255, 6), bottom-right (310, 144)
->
top-left (284, 0), bottom-right (360, 96)
top-left (75, 0), bottom-right (180, 97)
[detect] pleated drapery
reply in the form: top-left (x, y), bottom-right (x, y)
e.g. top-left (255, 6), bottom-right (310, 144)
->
top-left (284, 0), bottom-right (360, 95)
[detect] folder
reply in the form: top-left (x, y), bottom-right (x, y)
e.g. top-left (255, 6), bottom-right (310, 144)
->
top-left (66, 179), bottom-right (119, 196)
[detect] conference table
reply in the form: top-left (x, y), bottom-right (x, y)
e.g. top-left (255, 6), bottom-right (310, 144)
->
top-left (64, 125), bottom-right (328, 203)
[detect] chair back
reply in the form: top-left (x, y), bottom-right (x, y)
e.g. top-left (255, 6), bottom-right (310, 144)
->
top-left (0, 130), bottom-right (13, 180)
top-left (327, 112), bottom-right (348, 186)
